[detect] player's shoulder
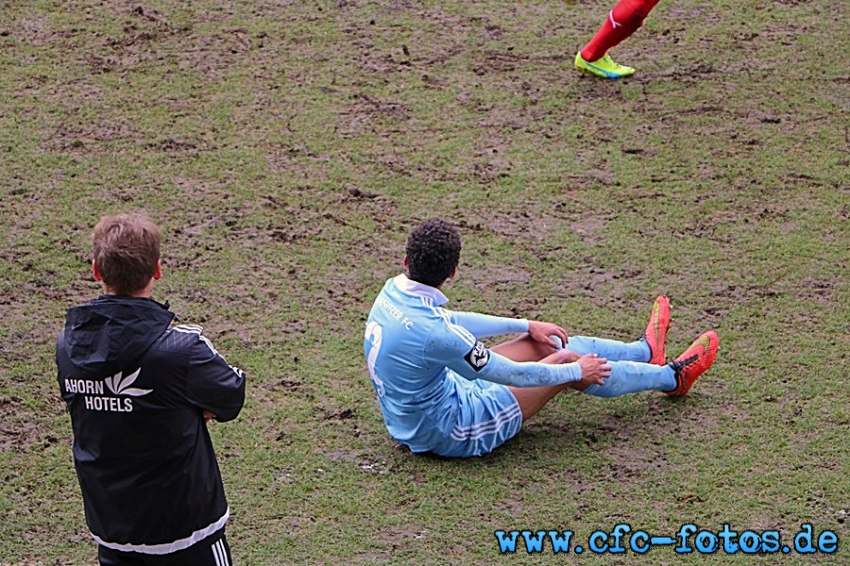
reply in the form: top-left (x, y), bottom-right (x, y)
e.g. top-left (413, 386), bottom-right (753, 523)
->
top-left (160, 324), bottom-right (208, 348)
top-left (158, 324), bottom-right (227, 361)
top-left (171, 323), bottom-right (205, 335)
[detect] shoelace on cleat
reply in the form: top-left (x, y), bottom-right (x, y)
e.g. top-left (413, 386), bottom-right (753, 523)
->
top-left (670, 354), bottom-right (699, 375)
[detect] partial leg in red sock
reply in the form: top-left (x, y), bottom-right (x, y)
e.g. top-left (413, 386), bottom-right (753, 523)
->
top-left (581, 0), bottom-right (660, 62)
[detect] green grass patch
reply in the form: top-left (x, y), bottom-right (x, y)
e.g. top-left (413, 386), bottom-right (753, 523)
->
top-left (1, 0), bottom-right (848, 563)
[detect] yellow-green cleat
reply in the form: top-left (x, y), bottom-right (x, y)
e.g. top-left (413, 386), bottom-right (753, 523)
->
top-left (574, 52), bottom-right (636, 79)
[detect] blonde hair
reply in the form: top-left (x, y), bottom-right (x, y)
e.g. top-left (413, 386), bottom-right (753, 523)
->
top-left (92, 213), bottom-right (161, 295)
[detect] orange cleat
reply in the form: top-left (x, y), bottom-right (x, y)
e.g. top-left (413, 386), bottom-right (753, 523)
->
top-left (665, 331), bottom-right (719, 396)
top-left (644, 296), bottom-right (671, 365)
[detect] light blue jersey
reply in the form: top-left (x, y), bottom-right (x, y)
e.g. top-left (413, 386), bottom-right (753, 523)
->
top-left (364, 275), bottom-right (583, 456)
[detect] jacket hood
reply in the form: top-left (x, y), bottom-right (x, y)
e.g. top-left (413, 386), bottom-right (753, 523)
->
top-left (61, 296), bottom-right (175, 377)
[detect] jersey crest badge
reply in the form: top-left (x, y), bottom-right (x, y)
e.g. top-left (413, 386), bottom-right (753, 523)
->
top-left (465, 341), bottom-right (490, 372)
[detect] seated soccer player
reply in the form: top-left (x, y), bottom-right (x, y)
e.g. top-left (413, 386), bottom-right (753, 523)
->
top-left (363, 218), bottom-right (718, 458)
top-left (574, 0), bottom-right (661, 79)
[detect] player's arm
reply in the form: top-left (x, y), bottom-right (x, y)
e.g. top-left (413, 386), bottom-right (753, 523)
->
top-left (425, 324), bottom-right (583, 388)
top-left (183, 328), bottom-right (246, 422)
top-left (453, 347), bottom-right (583, 387)
top-left (451, 311), bottom-right (568, 349)
top-left (449, 311), bottom-right (528, 338)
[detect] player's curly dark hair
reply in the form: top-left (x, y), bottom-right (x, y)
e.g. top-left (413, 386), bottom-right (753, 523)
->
top-left (406, 218), bottom-right (462, 288)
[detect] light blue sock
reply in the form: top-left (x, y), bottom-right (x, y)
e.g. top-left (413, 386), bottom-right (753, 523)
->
top-left (567, 335), bottom-right (650, 363)
top-left (582, 361), bottom-right (677, 398)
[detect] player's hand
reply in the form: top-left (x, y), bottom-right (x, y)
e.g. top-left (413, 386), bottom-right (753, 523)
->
top-left (576, 354), bottom-right (611, 387)
top-left (203, 410), bottom-right (216, 423)
top-left (527, 320), bottom-right (569, 350)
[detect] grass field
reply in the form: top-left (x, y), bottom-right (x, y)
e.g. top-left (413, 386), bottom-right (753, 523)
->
top-left (1, 0), bottom-right (848, 564)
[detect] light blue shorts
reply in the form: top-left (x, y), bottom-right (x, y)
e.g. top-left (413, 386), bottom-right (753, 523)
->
top-left (427, 373), bottom-right (523, 458)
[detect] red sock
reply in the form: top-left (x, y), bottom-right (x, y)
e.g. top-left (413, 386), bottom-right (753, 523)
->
top-left (580, 0), bottom-right (660, 62)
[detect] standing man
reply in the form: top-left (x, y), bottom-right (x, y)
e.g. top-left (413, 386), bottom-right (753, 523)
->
top-left (574, 0), bottom-right (661, 79)
top-left (57, 213), bottom-right (246, 565)
top-left (364, 218), bottom-right (718, 458)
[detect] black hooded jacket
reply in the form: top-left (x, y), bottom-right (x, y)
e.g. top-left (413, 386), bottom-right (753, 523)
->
top-left (56, 295), bottom-right (246, 554)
